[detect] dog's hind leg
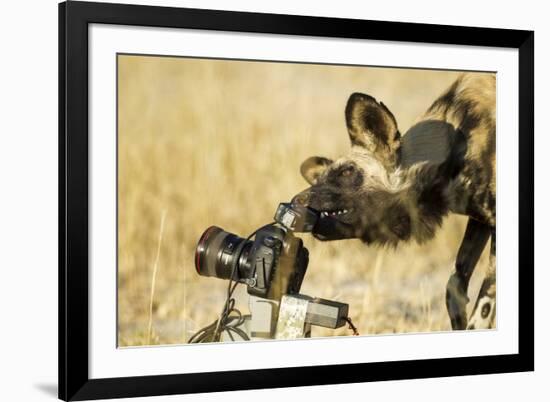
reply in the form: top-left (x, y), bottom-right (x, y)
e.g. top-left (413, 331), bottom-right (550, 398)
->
top-left (467, 230), bottom-right (496, 329)
top-left (446, 218), bottom-right (491, 330)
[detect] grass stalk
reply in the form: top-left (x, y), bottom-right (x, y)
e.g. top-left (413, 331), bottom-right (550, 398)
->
top-left (147, 210), bottom-right (167, 345)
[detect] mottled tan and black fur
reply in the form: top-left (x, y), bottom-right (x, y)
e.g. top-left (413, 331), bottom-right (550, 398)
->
top-left (293, 73), bottom-right (496, 330)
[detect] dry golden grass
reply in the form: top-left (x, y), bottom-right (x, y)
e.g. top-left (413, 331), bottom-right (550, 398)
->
top-left (117, 55), bottom-right (490, 346)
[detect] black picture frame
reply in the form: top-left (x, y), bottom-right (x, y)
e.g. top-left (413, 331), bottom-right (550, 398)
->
top-left (59, 1), bottom-right (534, 400)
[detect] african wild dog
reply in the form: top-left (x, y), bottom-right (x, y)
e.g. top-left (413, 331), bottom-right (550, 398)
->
top-left (292, 73), bottom-right (496, 330)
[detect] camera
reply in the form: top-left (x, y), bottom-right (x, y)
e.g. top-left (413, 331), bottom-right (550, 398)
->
top-left (194, 203), bottom-right (318, 298)
top-left (191, 203), bottom-right (355, 342)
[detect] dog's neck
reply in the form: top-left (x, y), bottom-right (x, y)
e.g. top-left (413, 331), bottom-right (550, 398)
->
top-left (388, 120), bottom-right (463, 243)
top-left (368, 161), bottom-right (451, 246)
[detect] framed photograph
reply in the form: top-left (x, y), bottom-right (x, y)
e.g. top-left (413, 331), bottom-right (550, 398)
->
top-left (59, 1), bottom-right (534, 400)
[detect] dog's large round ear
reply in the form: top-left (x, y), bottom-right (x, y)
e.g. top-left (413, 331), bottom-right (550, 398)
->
top-left (345, 93), bottom-right (400, 168)
top-left (300, 156), bottom-right (333, 185)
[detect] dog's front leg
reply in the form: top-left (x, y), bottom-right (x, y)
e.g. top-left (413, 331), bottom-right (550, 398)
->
top-left (446, 218), bottom-right (491, 330)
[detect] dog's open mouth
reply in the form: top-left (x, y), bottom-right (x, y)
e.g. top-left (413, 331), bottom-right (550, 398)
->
top-left (312, 208), bottom-right (355, 240)
top-left (318, 209), bottom-right (351, 219)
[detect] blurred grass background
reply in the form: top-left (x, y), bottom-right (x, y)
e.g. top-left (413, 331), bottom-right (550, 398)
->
top-left (117, 55), bottom-right (491, 346)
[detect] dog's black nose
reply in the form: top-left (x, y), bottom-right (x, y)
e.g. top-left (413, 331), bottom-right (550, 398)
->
top-left (292, 191), bottom-right (310, 206)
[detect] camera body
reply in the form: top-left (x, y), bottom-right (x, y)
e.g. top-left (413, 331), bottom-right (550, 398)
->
top-left (195, 203), bottom-right (318, 299)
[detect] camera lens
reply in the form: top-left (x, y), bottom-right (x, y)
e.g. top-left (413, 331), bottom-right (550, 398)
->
top-left (195, 226), bottom-right (252, 281)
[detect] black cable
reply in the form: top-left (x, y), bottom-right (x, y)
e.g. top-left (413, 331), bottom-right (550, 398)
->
top-left (188, 223), bottom-right (276, 343)
top-left (344, 316), bottom-right (360, 336)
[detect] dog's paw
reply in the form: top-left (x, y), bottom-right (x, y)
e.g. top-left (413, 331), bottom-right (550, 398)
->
top-left (467, 296), bottom-right (496, 330)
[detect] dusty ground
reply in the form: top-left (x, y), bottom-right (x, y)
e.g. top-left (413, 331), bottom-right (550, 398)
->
top-left (117, 55), bottom-right (492, 346)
